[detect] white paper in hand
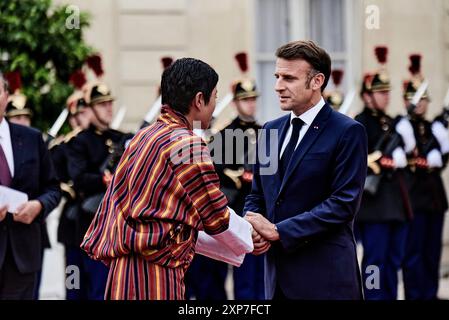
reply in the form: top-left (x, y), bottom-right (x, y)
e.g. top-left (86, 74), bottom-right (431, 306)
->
top-left (0, 186), bottom-right (28, 213)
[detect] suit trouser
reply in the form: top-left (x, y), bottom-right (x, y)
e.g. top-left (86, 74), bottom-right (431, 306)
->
top-left (32, 247), bottom-right (45, 300)
top-left (233, 254), bottom-right (265, 300)
top-left (0, 239), bottom-right (36, 300)
top-left (359, 221), bottom-right (408, 300)
top-left (33, 223), bottom-right (51, 299)
top-left (403, 212), bottom-right (445, 300)
top-left (273, 283), bottom-right (288, 300)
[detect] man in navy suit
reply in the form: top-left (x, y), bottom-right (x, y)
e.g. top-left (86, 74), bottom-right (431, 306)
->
top-left (244, 40), bottom-right (368, 300)
top-left (0, 71), bottom-right (61, 299)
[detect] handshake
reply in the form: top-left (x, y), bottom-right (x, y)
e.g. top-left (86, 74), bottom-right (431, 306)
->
top-left (244, 211), bottom-right (280, 255)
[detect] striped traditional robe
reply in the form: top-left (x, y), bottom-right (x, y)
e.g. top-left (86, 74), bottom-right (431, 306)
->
top-left (81, 105), bottom-right (230, 300)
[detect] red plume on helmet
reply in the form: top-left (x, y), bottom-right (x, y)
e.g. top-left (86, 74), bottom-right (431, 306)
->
top-left (69, 69), bottom-right (87, 90)
top-left (360, 73), bottom-right (374, 96)
top-left (161, 57), bottom-right (174, 70)
top-left (408, 54), bottom-right (421, 76)
top-left (86, 54), bottom-right (104, 77)
top-left (403, 80), bottom-right (411, 91)
top-left (331, 69), bottom-right (344, 87)
top-left (4, 71), bottom-right (22, 93)
top-left (374, 46), bottom-right (388, 64)
top-left (363, 73), bottom-right (373, 84)
top-left (235, 52), bottom-right (249, 73)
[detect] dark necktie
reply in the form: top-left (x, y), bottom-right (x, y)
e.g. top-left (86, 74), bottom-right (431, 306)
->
top-left (279, 117), bottom-right (304, 178)
top-left (0, 143), bottom-right (12, 186)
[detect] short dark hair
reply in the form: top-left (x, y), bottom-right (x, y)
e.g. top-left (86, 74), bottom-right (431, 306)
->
top-left (161, 58), bottom-right (219, 114)
top-left (0, 71), bottom-right (8, 92)
top-left (276, 40), bottom-right (332, 92)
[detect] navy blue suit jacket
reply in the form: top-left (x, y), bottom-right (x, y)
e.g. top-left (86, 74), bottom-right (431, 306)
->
top-left (244, 104), bottom-right (367, 299)
top-left (0, 122), bottom-right (61, 273)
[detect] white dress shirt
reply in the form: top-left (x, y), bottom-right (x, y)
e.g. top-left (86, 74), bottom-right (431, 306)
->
top-left (0, 118), bottom-right (15, 177)
top-left (280, 97), bottom-right (325, 158)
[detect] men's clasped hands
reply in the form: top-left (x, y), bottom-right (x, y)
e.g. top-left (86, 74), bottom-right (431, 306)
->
top-left (245, 211), bottom-right (280, 255)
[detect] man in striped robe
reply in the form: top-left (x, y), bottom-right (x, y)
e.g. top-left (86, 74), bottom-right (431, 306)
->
top-left (81, 58), bottom-right (261, 300)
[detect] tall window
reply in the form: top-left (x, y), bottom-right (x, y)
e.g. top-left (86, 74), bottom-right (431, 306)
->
top-left (254, 0), bottom-right (290, 122)
top-left (309, 0), bottom-right (347, 91)
top-left (255, 0), bottom-right (359, 122)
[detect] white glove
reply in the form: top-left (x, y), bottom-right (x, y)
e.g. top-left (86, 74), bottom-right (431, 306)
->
top-left (392, 147), bottom-right (407, 168)
top-left (427, 148), bottom-right (443, 168)
top-left (431, 121), bottom-right (449, 154)
top-left (395, 117), bottom-right (416, 153)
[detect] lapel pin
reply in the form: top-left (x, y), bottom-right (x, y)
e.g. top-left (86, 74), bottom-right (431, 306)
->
top-left (313, 125), bottom-right (319, 130)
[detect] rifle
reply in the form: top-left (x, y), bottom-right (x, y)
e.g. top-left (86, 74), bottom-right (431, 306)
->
top-left (338, 87), bottom-right (356, 116)
top-left (140, 95), bottom-right (162, 129)
top-left (110, 105), bottom-right (127, 130)
top-left (364, 80), bottom-right (429, 195)
top-left (45, 108), bottom-right (69, 145)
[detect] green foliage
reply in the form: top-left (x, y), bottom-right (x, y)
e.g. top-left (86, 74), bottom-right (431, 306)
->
top-left (0, 0), bottom-right (94, 131)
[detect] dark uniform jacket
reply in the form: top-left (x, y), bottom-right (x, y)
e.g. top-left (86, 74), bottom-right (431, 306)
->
top-left (212, 117), bottom-right (261, 215)
top-left (66, 125), bottom-right (128, 244)
top-left (355, 107), bottom-right (412, 223)
top-left (50, 135), bottom-right (80, 247)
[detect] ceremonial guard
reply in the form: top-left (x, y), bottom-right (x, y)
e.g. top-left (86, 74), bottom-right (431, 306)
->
top-left (353, 73), bottom-right (376, 243)
top-left (215, 79), bottom-right (264, 300)
top-left (355, 46), bottom-right (416, 300)
top-left (66, 83), bottom-right (131, 299)
top-left (51, 82), bottom-right (92, 299)
top-left (401, 54), bottom-right (449, 300)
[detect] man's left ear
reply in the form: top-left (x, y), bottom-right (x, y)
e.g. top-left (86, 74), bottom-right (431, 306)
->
top-left (313, 74), bottom-right (325, 91)
top-left (194, 92), bottom-right (205, 111)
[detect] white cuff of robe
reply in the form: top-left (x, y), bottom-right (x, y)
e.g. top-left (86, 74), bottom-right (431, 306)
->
top-left (195, 207), bottom-right (254, 267)
top-left (211, 207), bottom-right (254, 255)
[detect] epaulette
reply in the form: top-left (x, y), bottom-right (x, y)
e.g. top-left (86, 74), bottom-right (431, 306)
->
top-left (64, 127), bottom-right (83, 144)
top-left (60, 181), bottom-right (76, 200)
